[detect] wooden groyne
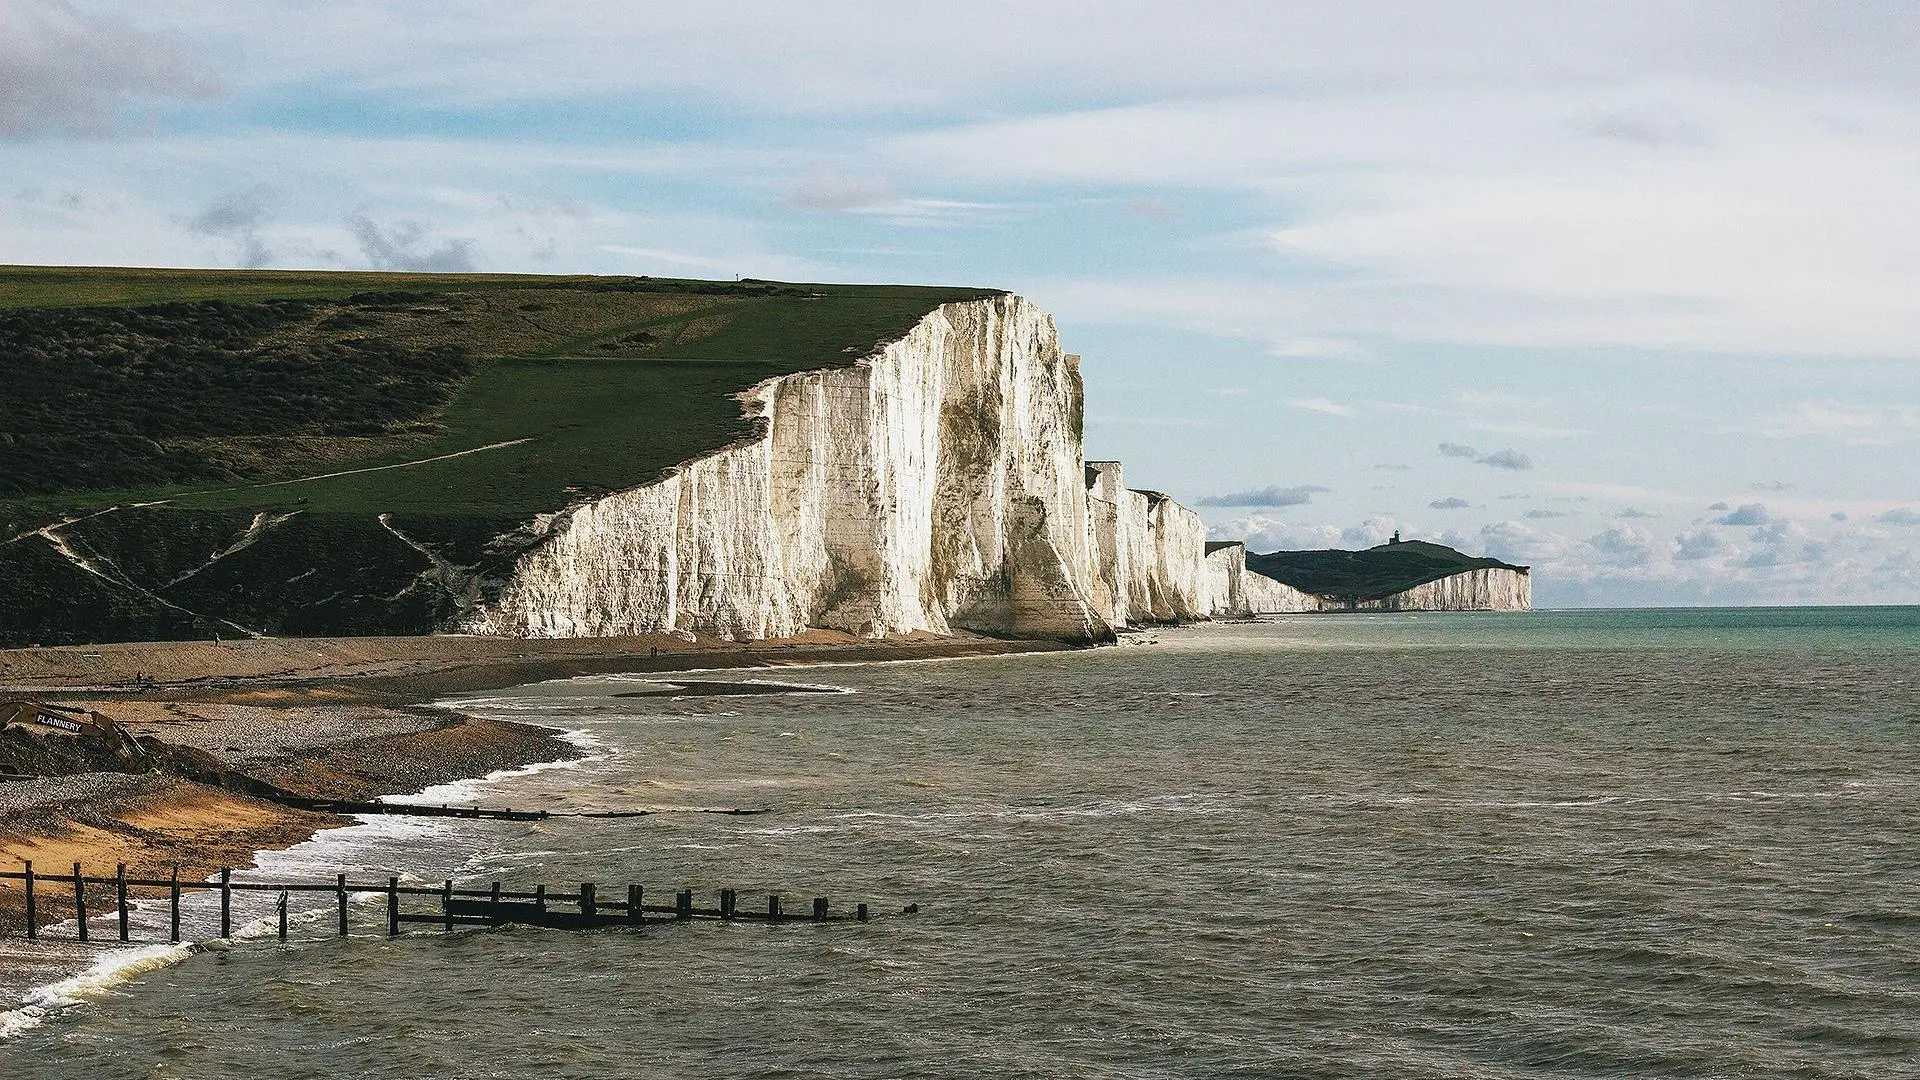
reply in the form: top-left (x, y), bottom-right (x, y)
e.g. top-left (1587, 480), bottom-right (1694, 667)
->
top-left (2, 861), bottom-right (875, 945)
top-left (266, 796), bottom-right (769, 821)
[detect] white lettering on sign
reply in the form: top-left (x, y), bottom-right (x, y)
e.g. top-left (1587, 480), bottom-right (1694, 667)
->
top-left (32, 712), bottom-right (85, 733)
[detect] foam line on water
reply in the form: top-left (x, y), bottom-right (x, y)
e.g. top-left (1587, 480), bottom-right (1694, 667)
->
top-left (0, 942), bottom-right (196, 1041)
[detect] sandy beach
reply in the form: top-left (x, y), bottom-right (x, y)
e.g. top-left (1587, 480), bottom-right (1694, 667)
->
top-left (0, 629), bottom-right (1073, 934)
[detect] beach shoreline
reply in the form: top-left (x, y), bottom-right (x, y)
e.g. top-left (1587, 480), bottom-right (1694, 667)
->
top-left (0, 629), bottom-right (1077, 935)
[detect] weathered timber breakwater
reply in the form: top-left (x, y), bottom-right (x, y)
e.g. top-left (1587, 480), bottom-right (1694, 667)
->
top-left (3, 861), bottom-right (880, 945)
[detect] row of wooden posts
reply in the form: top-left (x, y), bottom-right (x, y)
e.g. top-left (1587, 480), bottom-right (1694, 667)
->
top-left (2, 861), bottom-right (869, 944)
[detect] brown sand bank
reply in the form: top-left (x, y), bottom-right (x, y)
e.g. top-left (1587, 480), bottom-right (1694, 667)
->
top-left (0, 774), bottom-right (335, 936)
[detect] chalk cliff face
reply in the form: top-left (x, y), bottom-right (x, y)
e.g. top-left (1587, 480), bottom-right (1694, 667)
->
top-left (1239, 567), bottom-right (1531, 613)
top-left (472, 295), bottom-right (1114, 642)
top-left (1357, 568), bottom-right (1531, 612)
top-left (1205, 542), bottom-right (1318, 615)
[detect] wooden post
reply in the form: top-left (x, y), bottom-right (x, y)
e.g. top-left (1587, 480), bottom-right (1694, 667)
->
top-left (856, 903), bottom-right (868, 923)
top-left (442, 880), bottom-right (455, 932)
top-left (278, 890), bottom-right (289, 942)
top-left (73, 863), bottom-right (87, 942)
top-left (534, 883), bottom-right (546, 915)
top-left (579, 882), bottom-right (595, 920)
top-left (767, 893), bottom-right (780, 923)
top-left (490, 881), bottom-right (503, 928)
top-left (720, 888), bottom-right (736, 921)
top-left (219, 868), bottom-right (232, 938)
top-left (117, 864), bottom-right (129, 942)
top-left (387, 876), bottom-right (399, 937)
top-left (676, 888), bottom-right (692, 921)
top-left (23, 860), bottom-right (34, 941)
top-left (627, 884), bottom-right (642, 927)
top-left (170, 866), bottom-right (181, 943)
top-left (813, 897), bottom-right (828, 922)
top-left (336, 873), bottom-right (349, 937)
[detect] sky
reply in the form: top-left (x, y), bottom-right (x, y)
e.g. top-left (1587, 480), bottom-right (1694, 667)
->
top-left (4, 0), bottom-right (1918, 606)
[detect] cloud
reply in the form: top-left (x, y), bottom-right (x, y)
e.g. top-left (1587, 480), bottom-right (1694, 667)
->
top-left (1195, 484), bottom-right (1329, 508)
top-left (1288, 397), bottom-right (1353, 417)
top-left (1577, 103), bottom-right (1712, 148)
top-left (1748, 401), bottom-right (1920, 445)
top-left (1524, 508), bottom-right (1568, 519)
top-left (1615, 507), bottom-right (1659, 519)
top-left (346, 214), bottom-right (477, 272)
top-left (185, 185), bottom-right (274, 268)
top-left (1208, 516), bottom-right (1342, 553)
top-left (0, 0), bottom-right (221, 138)
top-left (1717, 503), bottom-right (1772, 526)
top-left (1831, 511), bottom-right (1849, 522)
top-left (1437, 442), bottom-right (1531, 470)
top-left (1740, 521), bottom-right (1823, 568)
top-left (1126, 197), bottom-right (1184, 220)
top-left (785, 166), bottom-right (900, 212)
top-left (1478, 449), bottom-right (1533, 470)
top-left (1879, 507), bottom-right (1920, 526)
top-left (1341, 517), bottom-right (1409, 548)
top-left (1429, 496), bottom-right (1471, 510)
top-left (1673, 528), bottom-right (1728, 561)
top-left (1752, 480), bottom-right (1793, 491)
top-left (1588, 525), bottom-right (1656, 567)
top-left (1372, 463), bottom-right (1410, 471)
top-left (1707, 501), bottom-right (1731, 511)
top-left (1478, 520), bottom-right (1573, 566)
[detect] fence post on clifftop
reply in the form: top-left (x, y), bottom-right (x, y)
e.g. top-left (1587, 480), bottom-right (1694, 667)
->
top-left (23, 861), bottom-right (35, 940)
top-left (219, 868), bottom-right (232, 938)
top-left (278, 890), bottom-right (289, 942)
top-left (812, 897), bottom-right (828, 922)
top-left (627, 884), bottom-right (642, 927)
top-left (170, 866), bottom-right (181, 943)
top-left (579, 882), bottom-right (595, 920)
top-left (387, 877), bottom-right (399, 937)
top-left (337, 873), bottom-right (348, 937)
top-left (73, 863), bottom-right (87, 942)
top-left (767, 894), bottom-right (780, 923)
top-left (117, 864), bottom-right (129, 942)
top-left (534, 883), bottom-right (546, 916)
top-left (442, 880), bottom-right (455, 932)
top-left (856, 903), bottom-right (868, 923)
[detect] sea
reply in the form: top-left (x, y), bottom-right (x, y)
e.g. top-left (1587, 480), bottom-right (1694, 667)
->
top-left (2, 608), bottom-right (1917, 1078)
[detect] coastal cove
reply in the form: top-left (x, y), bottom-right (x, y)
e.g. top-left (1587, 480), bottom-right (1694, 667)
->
top-left (3, 609), bottom-right (1917, 1077)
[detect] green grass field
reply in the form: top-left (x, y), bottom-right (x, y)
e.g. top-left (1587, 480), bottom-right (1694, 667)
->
top-left (0, 266), bottom-right (1001, 643)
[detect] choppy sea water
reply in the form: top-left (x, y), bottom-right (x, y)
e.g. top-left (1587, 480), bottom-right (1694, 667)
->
top-left (3, 608), bottom-right (1918, 1077)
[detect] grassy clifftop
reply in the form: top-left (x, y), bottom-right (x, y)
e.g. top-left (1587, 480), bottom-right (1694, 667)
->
top-left (1247, 539), bottom-right (1527, 603)
top-left (0, 266), bottom-right (1000, 644)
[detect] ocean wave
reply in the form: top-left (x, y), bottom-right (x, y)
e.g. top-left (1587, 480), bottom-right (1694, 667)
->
top-left (0, 942), bottom-right (195, 1042)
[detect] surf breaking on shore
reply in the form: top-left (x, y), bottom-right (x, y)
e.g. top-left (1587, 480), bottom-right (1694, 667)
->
top-left (0, 628), bottom-right (1070, 1035)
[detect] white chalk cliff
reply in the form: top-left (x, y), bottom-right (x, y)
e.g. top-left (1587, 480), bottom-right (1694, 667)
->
top-left (470, 295), bottom-right (1227, 642)
top-left (464, 294), bottom-right (1526, 640)
top-left (1239, 566), bottom-right (1532, 613)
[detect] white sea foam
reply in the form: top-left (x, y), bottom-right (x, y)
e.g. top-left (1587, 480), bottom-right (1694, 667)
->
top-left (0, 942), bottom-right (195, 1041)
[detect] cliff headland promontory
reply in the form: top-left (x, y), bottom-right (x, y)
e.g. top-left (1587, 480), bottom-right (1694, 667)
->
top-left (0, 267), bottom-right (1524, 650)
top-left (1245, 537), bottom-right (1532, 612)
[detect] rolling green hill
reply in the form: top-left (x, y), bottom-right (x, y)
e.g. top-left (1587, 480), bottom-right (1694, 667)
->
top-left (0, 266), bottom-right (999, 645)
top-left (1246, 539), bottom-right (1527, 602)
